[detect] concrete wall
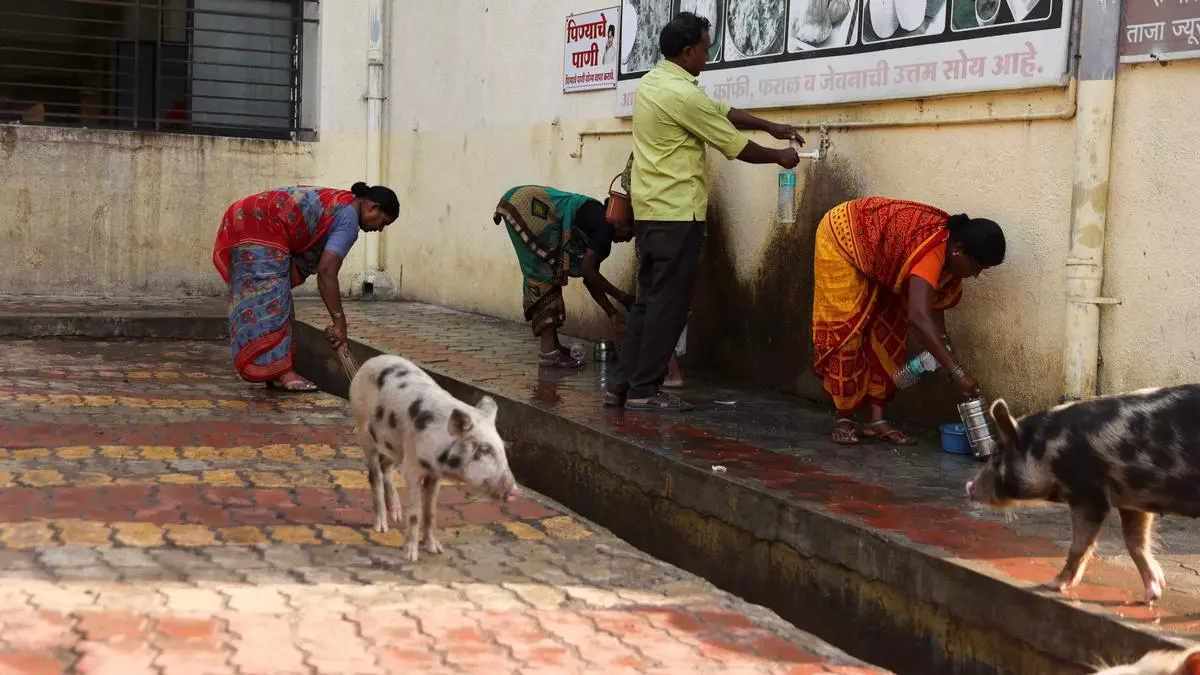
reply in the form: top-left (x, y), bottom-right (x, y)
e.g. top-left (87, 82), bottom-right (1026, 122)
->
top-left (382, 2), bottom-right (1200, 415)
top-left (0, 0), bottom-right (373, 298)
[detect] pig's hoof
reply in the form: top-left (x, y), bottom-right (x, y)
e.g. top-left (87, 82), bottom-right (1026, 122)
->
top-left (1146, 579), bottom-right (1164, 604)
top-left (404, 542), bottom-right (420, 563)
top-left (1043, 578), bottom-right (1072, 594)
top-left (389, 505), bottom-right (403, 524)
top-left (424, 534), bottom-right (444, 555)
top-left (373, 516), bottom-right (388, 533)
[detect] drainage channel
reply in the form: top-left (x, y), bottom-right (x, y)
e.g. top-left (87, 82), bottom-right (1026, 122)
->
top-left (292, 323), bottom-right (1168, 675)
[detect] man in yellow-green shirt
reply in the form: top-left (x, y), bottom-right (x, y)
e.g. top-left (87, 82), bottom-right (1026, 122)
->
top-left (606, 11), bottom-right (804, 412)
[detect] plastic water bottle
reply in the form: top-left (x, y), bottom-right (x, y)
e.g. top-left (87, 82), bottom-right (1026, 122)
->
top-left (777, 143), bottom-right (797, 224)
top-left (891, 351), bottom-right (939, 389)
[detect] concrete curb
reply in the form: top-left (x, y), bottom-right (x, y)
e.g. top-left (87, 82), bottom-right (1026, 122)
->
top-left (293, 321), bottom-right (1185, 675)
top-left (0, 315), bottom-right (227, 340)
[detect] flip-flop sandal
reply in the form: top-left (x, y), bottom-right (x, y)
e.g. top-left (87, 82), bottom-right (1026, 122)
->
top-left (538, 350), bottom-right (585, 369)
top-left (602, 391), bottom-right (625, 407)
top-left (831, 418), bottom-right (860, 445)
top-left (266, 376), bottom-right (319, 393)
top-left (863, 420), bottom-right (917, 446)
top-left (625, 392), bottom-right (693, 412)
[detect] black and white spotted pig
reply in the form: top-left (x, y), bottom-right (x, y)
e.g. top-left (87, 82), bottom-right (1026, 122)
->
top-left (966, 385), bottom-right (1200, 604)
top-left (1093, 646), bottom-right (1200, 675)
top-left (349, 354), bottom-right (518, 563)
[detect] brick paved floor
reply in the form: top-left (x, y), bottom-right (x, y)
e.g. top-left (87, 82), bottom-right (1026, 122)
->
top-left (0, 339), bottom-right (885, 675)
top-left (294, 300), bottom-right (1200, 640)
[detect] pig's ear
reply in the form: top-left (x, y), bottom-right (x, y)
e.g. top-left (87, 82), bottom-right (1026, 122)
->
top-left (476, 395), bottom-right (498, 421)
top-left (448, 408), bottom-right (474, 439)
top-left (1183, 651), bottom-right (1200, 675)
top-left (990, 399), bottom-right (1018, 444)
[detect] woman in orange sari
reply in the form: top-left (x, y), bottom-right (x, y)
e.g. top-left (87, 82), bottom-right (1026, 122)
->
top-left (812, 197), bottom-right (1006, 445)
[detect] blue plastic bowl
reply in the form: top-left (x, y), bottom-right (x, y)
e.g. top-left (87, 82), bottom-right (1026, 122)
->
top-left (940, 423), bottom-right (972, 455)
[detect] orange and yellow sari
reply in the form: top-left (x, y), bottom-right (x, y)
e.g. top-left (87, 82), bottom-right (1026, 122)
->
top-left (812, 198), bottom-right (963, 415)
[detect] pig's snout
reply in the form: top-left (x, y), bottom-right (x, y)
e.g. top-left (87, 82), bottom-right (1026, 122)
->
top-left (487, 474), bottom-right (518, 503)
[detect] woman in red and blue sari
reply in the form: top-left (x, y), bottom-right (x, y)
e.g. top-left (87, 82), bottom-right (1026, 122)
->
top-left (212, 182), bottom-right (399, 391)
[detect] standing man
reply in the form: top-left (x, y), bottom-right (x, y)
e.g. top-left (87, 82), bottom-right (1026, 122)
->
top-left (603, 11), bottom-right (804, 412)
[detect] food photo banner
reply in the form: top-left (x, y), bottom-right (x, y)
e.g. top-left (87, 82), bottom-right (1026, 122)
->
top-left (616, 0), bottom-right (1075, 114)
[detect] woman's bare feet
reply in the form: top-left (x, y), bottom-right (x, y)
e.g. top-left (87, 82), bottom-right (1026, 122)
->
top-left (267, 371), bottom-right (319, 392)
top-left (831, 418), bottom-right (859, 445)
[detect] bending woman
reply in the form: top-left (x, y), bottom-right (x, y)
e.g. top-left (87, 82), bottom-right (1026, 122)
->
top-left (212, 182), bottom-right (399, 391)
top-left (494, 185), bottom-right (635, 368)
top-left (811, 197), bottom-right (1005, 445)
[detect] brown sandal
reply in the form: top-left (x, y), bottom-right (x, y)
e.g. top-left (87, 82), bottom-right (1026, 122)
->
top-left (831, 418), bottom-right (859, 445)
top-left (862, 420), bottom-right (917, 446)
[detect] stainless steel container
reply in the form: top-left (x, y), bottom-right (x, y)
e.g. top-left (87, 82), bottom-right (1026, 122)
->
top-left (957, 396), bottom-right (999, 459)
top-left (594, 340), bottom-right (616, 362)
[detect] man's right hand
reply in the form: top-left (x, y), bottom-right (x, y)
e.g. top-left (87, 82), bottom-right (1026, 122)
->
top-left (777, 147), bottom-right (800, 169)
top-left (958, 372), bottom-right (981, 398)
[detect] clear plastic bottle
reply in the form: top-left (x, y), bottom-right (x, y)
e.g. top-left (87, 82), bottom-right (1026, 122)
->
top-left (777, 142), bottom-right (797, 224)
top-left (891, 351), bottom-right (940, 389)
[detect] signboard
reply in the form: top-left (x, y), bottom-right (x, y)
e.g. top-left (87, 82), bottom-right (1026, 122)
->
top-left (1120, 0), bottom-right (1200, 64)
top-left (565, 7), bottom-right (621, 92)
top-left (616, 0), bottom-right (1075, 115)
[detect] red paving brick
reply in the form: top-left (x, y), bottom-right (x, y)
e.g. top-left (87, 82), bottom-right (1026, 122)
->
top-left (0, 339), bottom-right (886, 674)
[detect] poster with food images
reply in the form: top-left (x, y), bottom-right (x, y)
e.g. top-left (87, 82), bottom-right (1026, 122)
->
top-left (616, 0), bottom-right (1074, 114)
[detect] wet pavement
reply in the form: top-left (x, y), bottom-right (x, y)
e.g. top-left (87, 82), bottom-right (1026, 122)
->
top-left (295, 300), bottom-right (1200, 642)
top-left (0, 338), bottom-right (886, 675)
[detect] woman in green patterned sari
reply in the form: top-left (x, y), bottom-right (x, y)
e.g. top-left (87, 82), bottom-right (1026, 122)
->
top-left (494, 185), bottom-right (634, 368)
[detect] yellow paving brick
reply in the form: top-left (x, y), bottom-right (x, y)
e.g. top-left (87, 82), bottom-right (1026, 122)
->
top-left (75, 472), bottom-right (113, 486)
top-left (287, 470), bottom-right (332, 488)
top-left (13, 448), bottom-right (50, 460)
top-left (271, 525), bottom-right (321, 545)
top-left (217, 400), bottom-right (250, 410)
top-left (57, 521), bottom-right (113, 547)
top-left (502, 522), bottom-right (548, 541)
top-left (330, 470), bottom-right (369, 490)
top-left (83, 395), bottom-right (117, 407)
top-left (139, 446), bottom-right (179, 460)
top-left (366, 529), bottom-right (405, 547)
top-left (158, 473), bottom-right (200, 485)
top-left (117, 397), bottom-right (150, 408)
top-left (101, 446), bottom-right (138, 459)
top-left (248, 471), bottom-right (288, 488)
top-left (299, 444), bottom-right (336, 460)
top-left (114, 523), bottom-right (165, 547)
top-left (259, 445), bottom-right (297, 461)
top-left (218, 526), bottom-right (267, 546)
top-left (539, 516), bottom-right (592, 541)
top-left (151, 399), bottom-right (184, 409)
top-left (0, 471), bottom-right (10, 488)
top-left (202, 470), bottom-right (244, 487)
top-left (48, 395), bottom-right (82, 406)
top-left (126, 371), bottom-right (152, 380)
top-left (154, 371), bottom-right (181, 380)
top-left (16, 394), bottom-right (48, 404)
top-left (164, 524), bottom-right (218, 547)
top-left (0, 523), bottom-right (56, 549)
top-left (0, 449), bottom-right (8, 459)
top-left (340, 447), bottom-right (365, 460)
top-left (56, 447), bottom-right (95, 459)
top-left (18, 470), bottom-right (64, 487)
top-left (224, 446), bottom-right (258, 460)
top-left (318, 525), bottom-right (366, 546)
top-left (182, 400), bottom-right (214, 409)
top-left (182, 447), bottom-right (221, 460)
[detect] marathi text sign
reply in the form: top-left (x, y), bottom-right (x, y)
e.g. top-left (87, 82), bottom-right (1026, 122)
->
top-left (1120, 0), bottom-right (1200, 63)
top-left (616, 0), bottom-right (1074, 115)
top-left (565, 7), bottom-right (620, 93)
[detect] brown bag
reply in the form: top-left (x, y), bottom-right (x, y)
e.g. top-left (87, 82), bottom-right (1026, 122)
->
top-left (605, 172), bottom-right (633, 228)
